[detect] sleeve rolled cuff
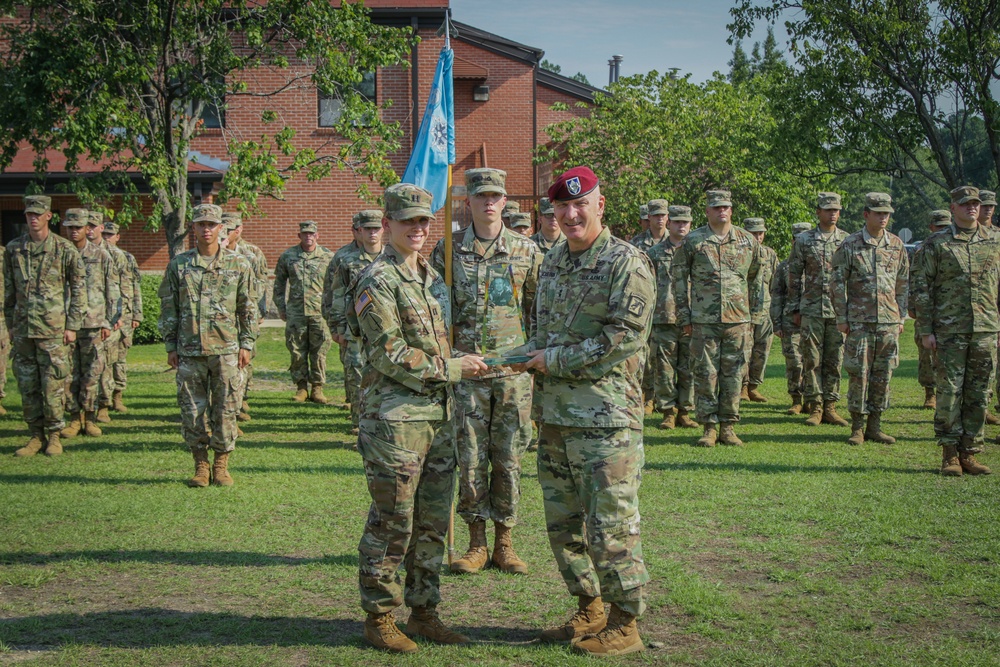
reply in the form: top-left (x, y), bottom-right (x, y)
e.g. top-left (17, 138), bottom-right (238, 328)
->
top-left (446, 357), bottom-right (464, 384)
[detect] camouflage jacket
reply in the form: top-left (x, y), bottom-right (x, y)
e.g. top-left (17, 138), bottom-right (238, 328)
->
top-left (75, 240), bottom-right (120, 330)
top-left (431, 225), bottom-right (540, 378)
top-left (348, 244), bottom-right (462, 421)
top-left (521, 227), bottom-right (654, 430)
top-left (647, 237), bottom-right (684, 325)
top-left (912, 224), bottom-right (1000, 336)
top-left (672, 224), bottom-right (763, 326)
top-left (771, 260), bottom-right (797, 333)
top-left (0, 253), bottom-right (6, 340)
top-left (629, 229), bottom-right (668, 253)
top-left (530, 230), bottom-right (563, 255)
top-left (752, 245), bottom-right (779, 325)
top-left (4, 232), bottom-right (85, 339)
top-left (322, 241), bottom-right (362, 326)
top-left (100, 240), bottom-right (133, 329)
top-left (786, 227), bottom-right (850, 319)
top-left (122, 249), bottom-right (143, 323)
top-left (273, 244), bottom-right (334, 320)
top-left (158, 248), bottom-right (258, 356)
top-left (234, 239), bottom-right (269, 319)
top-left (832, 229), bottom-right (909, 326)
top-left (326, 245), bottom-right (381, 339)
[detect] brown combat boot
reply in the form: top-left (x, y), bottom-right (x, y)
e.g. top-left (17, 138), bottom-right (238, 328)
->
top-left (747, 385), bottom-right (768, 402)
top-left (44, 433), bottom-right (63, 456)
top-left (786, 394), bottom-right (803, 415)
top-left (864, 412), bottom-right (895, 444)
top-left (310, 384), bottom-right (329, 404)
top-left (696, 424), bottom-right (717, 448)
top-left (986, 412), bottom-right (1000, 426)
top-left (241, 400), bottom-right (250, 414)
top-left (95, 407), bottom-right (112, 424)
top-left (941, 446), bottom-right (962, 476)
top-left (236, 411), bottom-right (251, 422)
top-left (83, 411), bottom-right (103, 437)
top-left (0, 402), bottom-right (6, 416)
top-left (188, 449), bottom-right (211, 487)
top-left (822, 401), bottom-right (849, 427)
top-left (804, 401), bottom-right (823, 426)
top-left (60, 412), bottom-right (83, 438)
top-left (212, 451), bottom-right (234, 486)
top-left (111, 390), bottom-right (127, 413)
top-left (450, 520), bottom-right (488, 574)
top-left (539, 595), bottom-right (606, 643)
top-left (676, 409), bottom-right (698, 428)
top-left (14, 428), bottom-right (45, 457)
top-left (572, 604), bottom-right (644, 656)
top-left (405, 606), bottom-right (470, 645)
top-left (658, 408), bottom-right (676, 430)
top-left (364, 611), bottom-right (418, 653)
top-left (643, 398), bottom-right (654, 415)
top-left (959, 450), bottom-right (992, 475)
top-left (718, 422), bottom-right (744, 446)
top-left (293, 381), bottom-right (308, 402)
top-left (847, 412), bottom-right (865, 446)
top-left (491, 524), bottom-right (528, 575)
top-left (922, 387), bottom-right (936, 410)
top-left (740, 385), bottom-right (750, 401)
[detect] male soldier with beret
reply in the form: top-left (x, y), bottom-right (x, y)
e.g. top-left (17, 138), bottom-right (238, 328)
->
top-left (431, 168), bottom-right (540, 576)
top-left (772, 222), bottom-right (813, 413)
top-left (506, 211), bottom-right (533, 237)
top-left (741, 218), bottom-right (778, 403)
top-left (912, 186), bottom-right (995, 476)
top-left (90, 211), bottom-right (132, 425)
top-left (101, 221), bottom-right (143, 413)
top-left (349, 183), bottom-right (487, 653)
top-left (521, 166), bottom-right (653, 656)
top-left (158, 203), bottom-right (256, 486)
top-left (7, 195), bottom-right (85, 456)
top-left (832, 193), bottom-right (909, 446)
top-left (786, 193), bottom-right (851, 427)
top-left (274, 221), bottom-right (335, 403)
top-left (530, 196), bottom-right (563, 254)
top-left (647, 205), bottom-right (697, 429)
top-left (909, 211), bottom-right (950, 409)
top-left (673, 189), bottom-right (764, 447)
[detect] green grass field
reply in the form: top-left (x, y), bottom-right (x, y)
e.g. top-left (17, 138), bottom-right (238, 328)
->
top-left (1, 322), bottom-right (998, 666)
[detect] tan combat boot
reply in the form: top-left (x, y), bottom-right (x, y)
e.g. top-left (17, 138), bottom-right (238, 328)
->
top-left (450, 520), bottom-right (488, 574)
top-left (188, 449), bottom-right (211, 487)
top-left (405, 606), bottom-right (470, 645)
top-left (786, 394), bottom-right (803, 415)
top-left (986, 411), bottom-right (1000, 426)
top-left (491, 524), bottom-right (528, 575)
top-left (111, 390), bottom-right (127, 413)
top-left (718, 422), bottom-right (743, 446)
top-left (864, 412), bottom-right (895, 444)
top-left (822, 401), bottom-right (849, 427)
top-left (95, 406), bottom-right (112, 424)
top-left (959, 450), bottom-right (992, 475)
top-left (0, 402), bottom-right (6, 416)
top-left (212, 451), bottom-right (234, 486)
top-left (739, 385), bottom-right (750, 401)
top-left (696, 424), bottom-right (717, 448)
top-left (847, 412), bottom-right (865, 446)
top-left (242, 400), bottom-right (251, 414)
top-left (236, 411), bottom-right (251, 423)
top-left (310, 384), bottom-right (329, 404)
top-left (676, 409), bottom-right (698, 428)
top-left (539, 595), bottom-right (606, 643)
top-left (747, 385), bottom-right (768, 402)
top-left (572, 603), bottom-right (644, 656)
top-left (293, 381), bottom-right (308, 402)
top-left (643, 398), bottom-right (654, 416)
top-left (922, 387), bottom-right (936, 410)
top-left (14, 428), bottom-right (45, 457)
top-left (804, 401), bottom-right (823, 426)
top-left (83, 411), bottom-right (103, 437)
top-left (940, 446), bottom-right (962, 476)
top-left (658, 408), bottom-right (676, 430)
top-left (44, 433), bottom-right (63, 456)
top-left (60, 412), bottom-right (83, 438)
top-left (364, 611), bottom-right (418, 653)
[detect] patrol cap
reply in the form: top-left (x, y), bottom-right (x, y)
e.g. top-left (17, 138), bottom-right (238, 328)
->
top-left (792, 222), bottom-right (813, 234)
top-left (979, 190), bottom-right (997, 206)
top-left (668, 205), bottom-right (692, 222)
top-left (548, 166), bottom-right (598, 201)
top-left (743, 217), bottom-right (766, 232)
top-left (103, 221), bottom-right (120, 234)
top-left (88, 210), bottom-right (104, 226)
top-left (299, 220), bottom-right (319, 234)
top-left (929, 209), bottom-right (951, 226)
top-left (647, 199), bottom-right (669, 216)
top-left (817, 192), bottom-right (842, 210)
top-left (192, 203), bottom-right (223, 224)
top-left (864, 192), bottom-right (894, 213)
top-left (24, 195), bottom-right (51, 214)
top-left (384, 183), bottom-right (436, 221)
top-left (950, 185), bottom-right (980, 205)
top-left (508, 212), bottom-right (532, 229)
top-left (537, 197), bottom-right (553, 216)
top-left (356, 209), bottom-right (384, 228)
top-left (639, 204), bottom-right (649, 220)
top-left (465, 168), bottom-right (507, 196)
top-left (61, 208), bottom-right (90, 227)
top-left (222, 212), bottom-right (242, 232)
top-left (502, 200), bottom-right (520, 221)
top-left (706, 190), bottom-right (732, 208)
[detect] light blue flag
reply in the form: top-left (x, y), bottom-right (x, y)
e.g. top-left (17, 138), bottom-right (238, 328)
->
top-left (402, 47), bottom-right (454, 213)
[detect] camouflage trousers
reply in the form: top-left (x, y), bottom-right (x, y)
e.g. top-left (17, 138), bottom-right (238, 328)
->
top-left (112, 326), bottom-right (134, 391)
top-left (800, 316), bottom-right (844, 403)
top-left (66, 328), bottom-right (105, 414)
top-left (340, 336), bottom-right (364, 426)
top-left (744, 318), bottom-right (774, 387)
top-left (455, 373), bottom-right (533, 527)
top-left (933, 332), bottom-right (997, 451)
top-left (98, 328), bottom-right (122, 408)
top-left (536, 423), bottom-right (648, 618)
top-left (358, 418), bottom-right (456, 614)
top-left (690, 322), bottom-right (751, 424)
top-left (175, 354), bottom-right (242, 453)
top-left (13, 336), bottom-right (70, 435)
top-left (842, 324), bottom-right (899, 415)
top-left (915, 328), bottom-right (937, 389)
top-left (649, 324), bottom-right (694, 412)
top-left (0, 331), bottom-right (9, 400)
top-left (779, 328), bottom-right (803, 395)
top-left (640, 342), bottom-right (653, 396)
top-left (285, 315), bottom-right (330, 385)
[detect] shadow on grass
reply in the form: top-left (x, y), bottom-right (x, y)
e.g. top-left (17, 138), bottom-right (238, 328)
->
top-left (644, 460), bottom-right (930, 475)
top-left (0, 550), bottom-right (357, 567)
top-left (0, 473), bottom-right (178, 486)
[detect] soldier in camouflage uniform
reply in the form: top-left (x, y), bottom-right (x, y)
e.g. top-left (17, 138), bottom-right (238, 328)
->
top-left (506, 211), bottom-right (533, 237)
top-left (638, 203), bottom-right (649, 234)
top-left (430, 168), bottom-right (540, 577)
top-left (7, 195), bottom-right (85, 456)
top-left (631, 199), bottom-right (669, 414)
top-left (0, 248), bottom-right (8, 417)
top-left (912, 186), bottom-right (995, 476)
top-left (741, 218), bottom-right (778, 403)
top-left (979, 189), bottom-right (996, 229)
top-left (772, 222), bottom-right (813, 414)
top-left (60, 209), bottom-right (120, 439)
top-left (91, 211), bottom-right (132, 425)
top-left (909, 211), bottom-right (950, 410)
top-left (274, 221), bottom-right (335, 403)
top-left (647, 204), bottom-right (697, 429)
top-left (501, 200), bottom-right (520, 226)
top-left (832, 193), bottom-right (909, 446)
top-left (786, 192), bottom-right (851, 427)
top-left (348, 183), bottom-right (487, 654)
top-left (530, 196), bottom-right (563, 254)
top-left (158, 204), bottom-right (257, 487)
top-left (324, 209), bottom-right (383, 435)
top-left (673, 190), bottom-right (764, 448)
top-left (101, 221), bottom-right (143, 413)
top-left (326, 225), bottom-right (363, 410)
top-left (520, 167), bottom-right (653, 656)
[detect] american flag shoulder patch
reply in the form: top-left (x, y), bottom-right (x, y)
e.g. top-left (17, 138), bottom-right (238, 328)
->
top-left (355, 289), bottom-right (375, 316)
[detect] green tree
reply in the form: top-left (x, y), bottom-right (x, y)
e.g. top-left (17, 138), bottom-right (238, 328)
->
top-left (0, 0), bottom-right (412, 257)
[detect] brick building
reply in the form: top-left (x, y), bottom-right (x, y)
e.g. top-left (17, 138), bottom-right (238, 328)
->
top-left (0, 0), bottom-right (598, 272)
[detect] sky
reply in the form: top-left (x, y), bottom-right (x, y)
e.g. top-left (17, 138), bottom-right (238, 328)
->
top-left (449, 0), bottom-right (781, 87)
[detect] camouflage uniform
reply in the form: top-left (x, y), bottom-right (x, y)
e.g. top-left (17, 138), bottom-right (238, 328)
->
top-left (0, 251), bottom-right (9, 412)
top-left (96, 227), bottom-right (133, 416)
top-left (630, 200), bottom-right (669, 405)
top-left (225, 214), bottom-right (268, 413)
top-left (910, 212), bottom-right (951, 399)
top-left (742, 219), bottom-right (777, 393)
top-left (772, 259), bottom-right (803, 397)
top-left (325, 239), bottom-right (363, 407)
top-left (646, 226), bottom-right (693, 415)
top-left (273, 226), bottom-right (335, 389)
top-left (530, 196), bottom-right (563, 254)
top-left (111, 227), bottom-right (143, 394)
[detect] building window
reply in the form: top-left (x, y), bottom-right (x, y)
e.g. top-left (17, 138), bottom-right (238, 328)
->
top-left (318, 71), bottom-right (376, 127)
top-left (201, 99), bottom-right (225, 129)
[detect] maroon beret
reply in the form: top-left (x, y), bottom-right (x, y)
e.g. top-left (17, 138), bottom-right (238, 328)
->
top-left (548, 166), bottom-right (599, 201)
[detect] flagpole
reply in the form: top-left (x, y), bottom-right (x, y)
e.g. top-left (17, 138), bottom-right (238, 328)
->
top-left (442, 16), bottom-right (458, 569)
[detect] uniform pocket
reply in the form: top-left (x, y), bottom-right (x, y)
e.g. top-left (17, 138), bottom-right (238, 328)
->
top-left (358, 421), bottom-right (423, 516)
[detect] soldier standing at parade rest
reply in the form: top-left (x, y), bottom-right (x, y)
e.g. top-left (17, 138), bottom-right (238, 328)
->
top-left (530, 196), bottom-right (563, 254)
top-left (273, 221), bottom-right (335, 404)
top-left (832, 193), bottom-right (909, 446)
top-left (348, 183), bottom-right (487, 654)
top-left (631, 199), bottom-right (669, 414)
top-left (518, 166), bottom-right (653, 656)
top-left (431, 168), bottom-right (540, 577)
top-left (158, 204), bottom-right (256, 486)
top-left (741, 218), bottom-right (778, 403)
top-left (673, 189), bottom-right (764, 447)
top-left (7, 195), bottom-right (85, 457)
top-left (506, 211), bottom-right (533, 237)
top-left (101, 221), bottom-right (143, 413)
top-left (786, 193), bottom-right (851, 427)
top-left (913, 186), bottom-right (995, 476)
top-left (91, 211), bottom-right (131, 424)
top-left (647, 204), bottom-right (697, 429)
top-left (909, 211), bottom-right (950, 410)
top-left (977, 191), bottom-right (1000, 425)
top-left (325, 222), bottom-right (363, 412)
top-left (772, 222), bottom-right (814, 414)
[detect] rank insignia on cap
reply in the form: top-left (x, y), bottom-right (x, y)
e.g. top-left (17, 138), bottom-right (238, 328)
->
top-left (567, 177), bottom-right (582, 196)
top-left (355, 289), bottom-right (374, 316)
top-left (626, 295), bottom-right (646, 318)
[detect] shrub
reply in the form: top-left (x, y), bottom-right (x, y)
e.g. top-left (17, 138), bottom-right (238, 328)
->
top-left (133, 274), bottom-right (162, 345)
